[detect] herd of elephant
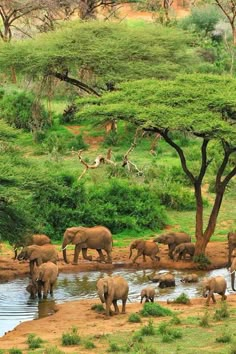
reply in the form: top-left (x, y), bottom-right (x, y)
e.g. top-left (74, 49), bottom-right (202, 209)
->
top-left (14, 227), bottom-right (236, 313)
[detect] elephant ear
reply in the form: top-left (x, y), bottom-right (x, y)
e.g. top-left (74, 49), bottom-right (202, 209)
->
top-left (74, 229), bottom-right (88, 244)
top-left (136, 240), bottom-right (145, 250)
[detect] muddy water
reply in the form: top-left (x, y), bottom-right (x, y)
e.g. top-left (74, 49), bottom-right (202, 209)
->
top-left (0, 267), bottom-right (233, 337)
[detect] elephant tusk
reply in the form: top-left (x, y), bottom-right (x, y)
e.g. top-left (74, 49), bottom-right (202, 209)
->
top-left (61, 245), bottom-right (68, 251)
top-left (229, 269), bottom-right (235, 275)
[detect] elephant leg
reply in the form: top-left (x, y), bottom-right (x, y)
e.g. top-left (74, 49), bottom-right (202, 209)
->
top-left (105, 299), bottom-right (113, 316)
top-left (50, 283), bottom-right (54, 296)
top-left (168, 244), bottom-right (175, 259)
top-left (29, 261), bottom-right (35, 276)
top-left (81, 248), bottom-right (92, 261)
top-left (112, 300), bottom-right (119, 314)
top-left (121, 299), bottom-right (127, 314)
top-left (105, 250), bottom-right (112, 264)
top-left (43, 282), bottom-right (49, 299)
top-left (96, 249), bottom-right (106, 262)
top-left (73, 245), bottom-right (82, 264)
top-left (220, 293), bottom-right (227, 301)
top-left (132, 250), bottom-right (142, 263)
top-left (150, 254), bottom-right (160, 263)
top-left (38, 283), bottom-right (42, 298)
top-left (143, 254), bottom-right (147, 262)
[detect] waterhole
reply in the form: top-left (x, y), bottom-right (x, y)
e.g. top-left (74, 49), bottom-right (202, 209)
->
top-left (0, 267), bottom-right (233, 337)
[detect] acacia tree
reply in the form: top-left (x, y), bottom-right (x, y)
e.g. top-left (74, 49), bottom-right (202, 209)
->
top-left (77, 74), bottom-right (236, 256)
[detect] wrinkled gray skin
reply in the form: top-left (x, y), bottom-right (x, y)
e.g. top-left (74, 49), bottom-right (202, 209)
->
top-left (148, 272), bottom-right (175, 288)
top-left (18, 244), bottom-right (58, 275)
top-left (97, 276), bottom-right (129, 316)
top-left (129, 240), bottom-right (160, 264)
top-left (62, 226), bottom-right (112, 264)
top-left (180, 273), bottom-right (199, 283)
top-left (140, 286), bottom-right (155, 303)
top-left (26, 261), bottom-right (58, 299)
top-left (229, 257), bottom-right (236, 291)
top-left (12, 234), bottom-right (51, 260)
top-left (173, 242), bottom-right (195, 262)
top-left (202, 276), bottom-right (227, 306)
top-left (154, 232), bottom-right (191, 259)
top-left (228, 232), bottom-right (236, 267)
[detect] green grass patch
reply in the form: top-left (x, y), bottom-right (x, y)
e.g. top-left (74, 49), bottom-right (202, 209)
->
top-left (27, 333), bottom-right (43, 349)
top-left (61, 326), bottom-right (81, 346)
top-left (128, 313), bottom-right (142, 323)
top-left (140, 302), bottom-right (173, 317)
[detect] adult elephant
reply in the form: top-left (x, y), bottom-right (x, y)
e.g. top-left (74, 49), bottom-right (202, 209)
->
top-left (97, 275), bottom-right (129, 316)
top-left (26, 261), bottom-right (58, 299)
top-left (17, 244), bottom-right (58, 275)
top-left (202, 276), bottom-right (227, 306)
top-left (154, 232), bottom-right (191, 259)
top-left (12, 234), bottom-right (51, 260)
top-left (229, 257), bottom-right (236, 291)
top-left (129, 240), bottom-right (160, 264)
top-left (62, 226), bottom-right (112, 264)
top-left (148, 272), bottom-right (175, 288)
top-left (227, 232), bottom-right (236, 266)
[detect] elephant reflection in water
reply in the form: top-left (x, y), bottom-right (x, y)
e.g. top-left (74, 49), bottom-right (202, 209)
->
top-left (38, 299), bottom-right (57, 318)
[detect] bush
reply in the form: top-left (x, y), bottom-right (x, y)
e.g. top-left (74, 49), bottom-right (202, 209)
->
top-left (193, 254), bottom-right (211, 269)
top-left (158, 322), bottom-right (183, 342)
top-left (128, 313), bottom-right (142, 323)
top-left (140, 302), bottom-right (173, 317)
top-left (84, 340), bottom-right (96, 349)
top-left (0, 90), bottom-right (50, 131)
top-left (140, 319), bottom-right (155, 336)
top-left (8, 349), bottom-right (23, 354)
top-left (172, 293), bottom-right (190, 304)
top-left (216, 334), bottom-right (231, 343)
top-left (43, 346), bottom-right (66, 354)
top-left (213, 301), bottom-right (229, 320)
top-left (27, 333), bottom-right (43, 349)
top-left (67, 134), bottom-right (88, 150)
top-left (62, 326), bottom-right (80, 346)
top-left (199, 311), bottom-right (210, 327)
top-left (91, 304), bottom-right (105, 313)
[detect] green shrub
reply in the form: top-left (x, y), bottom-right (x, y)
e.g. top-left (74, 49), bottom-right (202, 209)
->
top-left (84, 340), bottom-right (96, 349)
top-left (213, 301), bottom-right (229, 320)
top-left (158, 322), bottom-right (183, 342)
top-left (193, 254), bottom-right (211, 269)
top-left (0, 90), bottom-right (50, 131)
top-left (199, 311), bottom-right (210, 327)
top-left (91, 304), bottom-right (105, 313)
top-left (27, 333), bottom-right (43, 349)
top-left (107, 342), bottom-right (123, 352)
top-left (140, 302), bottom-right (173, 317)
top-left (172, 293), bottom-right (190, 304)
top-left (128, 313), bottom-right (142, 323)
top-left (67, 134), bottom-right (88, 150)
top-left (169, 315), bottom-right (181, 325)
top-left (61, 326), bottom-right (81, 346)
top-left (216, 334), bottom-right (231, 343)
top-left (0, 87), bottom-right (4, 99)
top-left (140, 319), bottom-right (155, 336)
top-left (43, 346), bottom-right (65, 354)
top-left (8, 349), bottom-right (23, 354)
top-left (103, 131), bottom-right (119, 146)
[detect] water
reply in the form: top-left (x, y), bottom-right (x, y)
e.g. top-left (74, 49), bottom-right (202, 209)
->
top-left (0, 267), bottom-right (233, 337)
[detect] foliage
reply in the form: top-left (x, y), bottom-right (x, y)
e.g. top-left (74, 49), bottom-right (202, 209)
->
top-left (27, 333), bottom-right (43, 349)
top-left (91, 304), bottom-right (105, 313)
top-left (67, 134), bottom-right (88, 150)
top-left (140, 302), bottom-right (173, 317)
top-left (216, 334), bottom-right (231, 343)
top-left (61, 326), bottom-right (81, 346)
top-left (213, 301), bottom-right (230, 320)
top-left (193, 254), bottom-right (211, 269)
top-left (180, 5), bottom-right (223, 35)
top-left (171, 293), bottom-right (190, 304)
top-left (8, 349), bottom-right (23, 354)
top-left (40, 347), bottom-right (65, 354)
top-left (140, 319), bottom-right (155, 336)
top-left (0, 21), bottom-right (200, 87)
top-left (199, 311), bottom-right (210, 327)
top-left (169, 315), bottom-right (181, 325)
top-left (158, 322), bottom-right (183, 342)
top-left (0, 90), bottom-right (51, 132)
top-left (128, 313), bottom-right (142, 323)
top-left (83, 340), bottom-right (96, 349)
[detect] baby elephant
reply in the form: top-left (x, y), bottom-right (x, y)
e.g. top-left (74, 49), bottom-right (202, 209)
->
top-left (129, 240), bottom-right (160, 264)
top-left (202, 276), bottom-right (227, 306)
top-left (180, 273), bottom-right (199, 283)
top-left (140, 286), bottom-right (155, 303)
top-left (26, 261), bottom-right (58, 299)
top-left (173, 242), bottom-right (195, 262)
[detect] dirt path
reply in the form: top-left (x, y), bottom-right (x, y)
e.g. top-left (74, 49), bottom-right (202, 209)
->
top-left (0, 240), bottom-right (232, 353)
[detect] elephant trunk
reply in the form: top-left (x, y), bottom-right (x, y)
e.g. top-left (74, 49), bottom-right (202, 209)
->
top-left (62, 241), bottom-right (69, 263)
top-left (129, 246), bottom-right (133, 259)
top-left (97, 287), bottom-right (105, 303)
top-left (231, 270), bottom-right (235, 291)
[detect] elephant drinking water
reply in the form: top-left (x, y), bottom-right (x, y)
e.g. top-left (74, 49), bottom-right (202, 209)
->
top-left (62, 226), bottom-right (113, 264)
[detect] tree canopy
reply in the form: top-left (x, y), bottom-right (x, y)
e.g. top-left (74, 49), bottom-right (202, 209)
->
top-left (76, 73), bottom-right (236, 255)
top-left (0, 21), bottom-right (199, 92)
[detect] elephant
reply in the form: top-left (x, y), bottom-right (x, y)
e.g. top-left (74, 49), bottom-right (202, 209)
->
top-left (96, 275), bottom-right (129, 316)
top-left (202, 276), bottom-right (227, 306)
top-left (180, 273), bottom-right (199, 283)
top-left (154, 232), bottom-right (191, 259)
top-left (148, 272), bottom-right (175, 288)
top-left (140, 286), bottom-right (155, 303)
top-left (229, 257), bottom-right (236, 291)
top-left (17, 244), bottom-right (58, 275)
top-left (62, 226), bottom-right (112, 264)
top-left (227, 231), bottom-right (236, 266)
top-left (129, 240), bottom-right (160, 264)
top-left (172, 242), bottom-right (195, 262)
top-left (11, 234), bottom-right (51, 260)
top-left (26, 261), bottom-right (58, 299)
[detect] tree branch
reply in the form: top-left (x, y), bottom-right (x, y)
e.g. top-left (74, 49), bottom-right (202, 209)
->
top-left (198, 138), bottom-right (210, 183)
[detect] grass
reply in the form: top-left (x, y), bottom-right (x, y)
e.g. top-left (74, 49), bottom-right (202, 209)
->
top-left (27, 333), bottom-right (43, 349)
top-left (61, 326), bottom-right (81, 346)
